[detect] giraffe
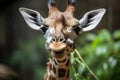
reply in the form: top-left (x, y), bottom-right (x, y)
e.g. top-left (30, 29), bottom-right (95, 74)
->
top-left (19, 0), bottom-right (106, 80)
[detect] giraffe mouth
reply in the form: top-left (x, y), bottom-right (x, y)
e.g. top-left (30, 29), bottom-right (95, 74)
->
top-left (49, 42), bottom-right (66, 54)
top-left (53, 49), bottom-right (64, 54)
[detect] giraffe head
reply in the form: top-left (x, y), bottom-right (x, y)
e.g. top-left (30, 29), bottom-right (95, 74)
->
top-left (19, 0), bottom-right (106, 55)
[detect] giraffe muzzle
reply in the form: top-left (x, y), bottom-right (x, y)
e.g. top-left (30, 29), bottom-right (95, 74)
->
top-left (49, 42), bottom-right (66, 54)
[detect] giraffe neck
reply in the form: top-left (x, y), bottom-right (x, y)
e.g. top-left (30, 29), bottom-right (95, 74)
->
top-left (44, 42), bottom-right (75, 80)
top-left (45, 46), bottom-right (74, 80)
top-left (49, 53), bottom-right (70, 80)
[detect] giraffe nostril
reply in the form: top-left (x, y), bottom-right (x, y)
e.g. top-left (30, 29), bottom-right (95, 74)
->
top-left (59, 38), bottom-right (63, 41)
top-left (51, 36), bottom-right (66, 42)
top-left (52, 37), bottom-right (56, 42)
top-left (59, 37), bottom-right (65, 42)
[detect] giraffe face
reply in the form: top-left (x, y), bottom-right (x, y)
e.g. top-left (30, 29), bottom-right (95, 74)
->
top-left (19, 0), bottom-right (106, 54)
top-left (43, 12), bottom-right (79, 53)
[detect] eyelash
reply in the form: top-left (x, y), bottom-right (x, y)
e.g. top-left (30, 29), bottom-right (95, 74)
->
top-left (73, 24), bottom-right (79, 29)
top-left (43, 24), bottom-right (48, 27)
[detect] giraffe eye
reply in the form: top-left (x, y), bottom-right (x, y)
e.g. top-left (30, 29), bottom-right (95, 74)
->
top-left (73, 24), bottom-right (82, 35)
top-left (40, 24), bottom-right (48, 34)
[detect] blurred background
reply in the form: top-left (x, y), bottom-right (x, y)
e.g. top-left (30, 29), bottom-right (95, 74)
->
top-left (0, 0), bottom-right (120, 80)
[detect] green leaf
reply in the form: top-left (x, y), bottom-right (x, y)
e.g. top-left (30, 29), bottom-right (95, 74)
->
top-left (113, 30), bottom-right (120, 39)
top-left (98, 29), bottom-right (111, 43)
top-left (86, 33), bottom-right (96, 41)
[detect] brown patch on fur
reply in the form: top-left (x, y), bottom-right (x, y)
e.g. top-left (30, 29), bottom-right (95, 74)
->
top-left (67, 70), bottom-right (69, 78)
top-left (66, 60), bottom-right (70, 66)
top-left (53, 65), bottom-right (56, 74)
top-left (58, 68), bottom-right (66, 77)
top-left (49, 75), bottom-right (56, 80)
top-left (54, 59), bottom-right (58, 65)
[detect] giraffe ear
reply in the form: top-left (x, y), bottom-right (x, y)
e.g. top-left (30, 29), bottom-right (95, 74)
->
top-left (79, 8), bottom-right (106, 31)
top-left (19, 7), bottom-right (44, 30)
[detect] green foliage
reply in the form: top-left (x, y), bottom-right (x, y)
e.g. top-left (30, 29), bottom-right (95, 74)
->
top-left (70, 29), bottom-right (120, 80)
top-left (9, 37), bottom-right (48, 80)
